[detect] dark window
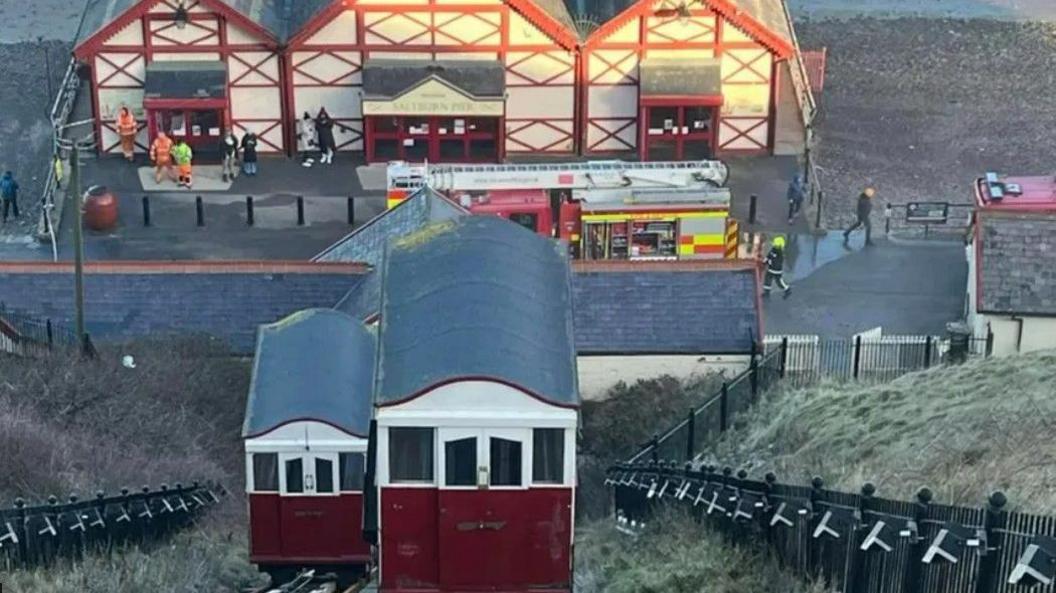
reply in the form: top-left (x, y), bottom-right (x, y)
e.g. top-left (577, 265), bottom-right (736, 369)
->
top-left (533, 429), bottom-right (564, 484)
top-left (469, 138), bottom-right (497, 161)
top-left (315, 458), bottom-right (334, 494)
top-left (285, 458), bottom-right (304, 494)
top-left (439, 138), bottom-right (465, 160)
top-left (389, 427), bottom-right (435, 483)
top-left (467, 117), bottom-right (498, 134)
top-left (508, 212), bottom-right (538, 232)
top-left (684, 106), bottom-right (713, 133)
top-left (490, 437), bottom-right (522, 487)
top-left (444, 437), bottom-right (478, 487)
top-left (405, 138), bottom-right (429, 161)
top-left (374, 138), bottom-right (399, 160)
top-left (648, 106), bottom-right (678, 133)
top-left (339, 453), bottom-right (365, 491)
top-left (252, 453), bottom-right (278, 492)
top-left (374, 116), bottom-right (399, 134)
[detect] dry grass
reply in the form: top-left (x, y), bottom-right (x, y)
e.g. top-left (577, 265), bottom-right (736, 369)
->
top-left (705, 351), bottom-right (1056, 511)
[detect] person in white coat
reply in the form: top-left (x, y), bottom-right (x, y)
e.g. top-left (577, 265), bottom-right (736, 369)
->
top-left (296, 112), bottom-right (317, 167)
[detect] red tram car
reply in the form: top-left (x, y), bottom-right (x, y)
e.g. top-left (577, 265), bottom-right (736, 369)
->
top-left (242, 309), bottom-right (376, 585)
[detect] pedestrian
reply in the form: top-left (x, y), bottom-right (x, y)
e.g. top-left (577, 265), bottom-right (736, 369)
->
top-left (53, 152), bottom-right (64, 191)
top-left (241, 132), bottom-right (259, 176)
top-left (787, 173), bottom-right (805, 224)
top-left (762, 235), bottom-right (791, 299)
top-left (1, 171), bottom-right (20, 223)
top-left (315, 108), bottom-right (335, 165)
top-left (150, 131), bottom-right (176, 184)
top-left (116, 106), bottom-right (137, 162)
top-left (844, 187), bottom-right (876, 245)
top-left (296, 112), bottom-right (317, 167)
top-left (172, 138), bottom-right (194, 188)
top-left (219, 130), bottom-right (240, 182)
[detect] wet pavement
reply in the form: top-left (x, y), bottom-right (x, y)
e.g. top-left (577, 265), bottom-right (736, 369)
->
top-left (763, 231), bottom-right (968, 337)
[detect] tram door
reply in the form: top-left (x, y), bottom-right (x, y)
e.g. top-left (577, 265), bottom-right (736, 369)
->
top-left (278, 453), bottom-right (341, 559)
top-left (437, 428), bottom-right (530, 589)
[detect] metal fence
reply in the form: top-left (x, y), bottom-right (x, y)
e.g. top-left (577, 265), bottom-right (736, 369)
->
top-left (609, 463), bottom-right (1056, 592)
top-left (0, 303), bottom-right (79, 356)
top-left (0, 482), bottom-right (223, 570)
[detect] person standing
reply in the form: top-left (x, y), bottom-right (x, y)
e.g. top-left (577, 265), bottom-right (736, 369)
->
top-left (219, 130), bottom-right (240, 182)
top-left (315, 108), bottom-right (335, 165)
top-left (787, 174), bottom-right (806, 224)
top-left (150, 131), bottom-right (176, 184)
top-left (1, 171), bottom-right (20, 224)
top-left (296, 112), bottom-right (317, 167)
top-left (172, 138), bottom-right (194, 188)
top-left (116, 106), bottom-right (137, 162)
top-left (844, 187), bottom-right (876, 245)
top-left (241, 132), bottom-right (259, 176)
top-left (762, 235), bottom-right (791, 299)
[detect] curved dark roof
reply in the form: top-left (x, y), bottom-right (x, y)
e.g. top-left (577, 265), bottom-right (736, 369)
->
top-left (375, 216), bottom-right (578, 407)
top-left (243, 308), bottom-right (375, 438)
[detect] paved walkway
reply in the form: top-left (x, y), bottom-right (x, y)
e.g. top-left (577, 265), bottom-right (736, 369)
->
top-left (763, 232), bottom-right (968, 337)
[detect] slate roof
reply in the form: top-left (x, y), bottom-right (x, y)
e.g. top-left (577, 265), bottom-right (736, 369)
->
top-left (314, 187), bottom-right (468, 266)
top-left (375, 216), bottom-right (579, 407)
top-left (977, 211), bottom-right (1056, 316)
top-left (529, 0), bottom-right (578, 35)
top-left (362, 59), bottom-right (506, 100)
top-left (144, 62), bottom-right (227, 100)
top-left (243, 308), bottom-right (375, 438)
top-left (639, 58), bottom-right (722, 97)
top-left (573, 266), bottom-right (759, 354)
top-left (0, 263), bottom-right (366, 354)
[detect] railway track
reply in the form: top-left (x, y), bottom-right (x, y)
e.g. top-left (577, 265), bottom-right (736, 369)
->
top-left (250, 569), bottom-right (375, 593)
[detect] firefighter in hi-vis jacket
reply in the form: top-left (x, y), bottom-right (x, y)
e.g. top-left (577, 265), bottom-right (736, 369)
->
top-left (763, 235), bottom-right (791, 299)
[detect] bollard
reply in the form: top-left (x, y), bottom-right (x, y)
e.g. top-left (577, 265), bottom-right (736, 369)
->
top-left (195, 196), bottom-right (204, 227)
top-left (347, 196), bottom-right (355, 226)
top-left (46, 319), bottom-right (53, 350)
top-left (815, 190), bottom-right (823, 229)
top-left (296, 196), bottom-right (305, 226)
top-left (748, 194), bottom-right (758, 225)
top-left (142, 195), bottom-right (151, 227)
top-left (246, 196), bottom-right (254, 227)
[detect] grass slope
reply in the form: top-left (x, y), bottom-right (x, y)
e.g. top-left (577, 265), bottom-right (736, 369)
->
top-left (707, 351), bottom-right (1056, 511)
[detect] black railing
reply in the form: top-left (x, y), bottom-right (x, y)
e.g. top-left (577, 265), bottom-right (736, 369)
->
top-left (0, 482), bottom-right (222, 570)
top-left (608, 463), bottom-right (1056, 592)
top-left (0, 303), bottom-right (79, 355)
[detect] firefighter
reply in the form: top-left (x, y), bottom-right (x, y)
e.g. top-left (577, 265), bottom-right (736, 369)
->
top-left (116, 106), bottom-right (137, 162)
top-left (172, 138), bottom-right (194, 188)
top-left (763, 235), bottom-right (791, 299)
top-left (150, 131), bottom-right (176, 184)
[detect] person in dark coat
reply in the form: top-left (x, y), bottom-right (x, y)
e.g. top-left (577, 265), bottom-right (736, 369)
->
top-left (1, 171), bottom-right (20, 223)
top-left (762, 235), bottom-right (791, 299)
top-left (315, 108), bottom-right (335, 165)
top-left (844, 187), bottom-right (876, 245)
top-left (219, 130), bottom-right (240, 182)
top-left (787, 174), bottom-right (806, 224)
top-left (241, 132), bottom-right (259, 176)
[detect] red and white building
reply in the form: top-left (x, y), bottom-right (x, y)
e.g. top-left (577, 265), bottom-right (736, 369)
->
top-left (72, 0), bottom-right (810, 162)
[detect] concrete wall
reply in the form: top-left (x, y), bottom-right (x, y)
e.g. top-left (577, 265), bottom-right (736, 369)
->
top-left (983, 314), bottom-right (1056, 356)
top-left (576, 354), bottom-right (750, 401)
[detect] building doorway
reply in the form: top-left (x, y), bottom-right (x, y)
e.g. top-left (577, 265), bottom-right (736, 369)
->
top-left (148, 108), bottom-right (225, 156)
top-left (640, 104), bottom-right (717, 161)
top-left (366, 116), bottom-right (501, 163)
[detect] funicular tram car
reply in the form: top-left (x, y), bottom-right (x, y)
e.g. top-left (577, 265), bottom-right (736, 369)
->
top-left (242, 308), bottom-right (376, 585)
top-left (366, 216), bottom-right (580, 593)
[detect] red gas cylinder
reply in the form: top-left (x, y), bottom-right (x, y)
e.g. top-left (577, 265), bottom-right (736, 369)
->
top-left (83, 185), bottom-right (118, 232)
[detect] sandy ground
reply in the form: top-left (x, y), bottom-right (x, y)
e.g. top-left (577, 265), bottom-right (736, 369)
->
top-left (798, 18), bottom-right (1056, 228)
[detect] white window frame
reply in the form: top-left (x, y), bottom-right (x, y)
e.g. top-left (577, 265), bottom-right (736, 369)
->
top-left (437, 427), bottom-right (531, 491)
top-left (530, 427), bottom-right (574, 488)
top-left (279, 452), bottom-right (340, 497)
top-left (338, 451), bottom-right (367, 493)
top-left (438, 427), bottom-right (483, 490)
top-left (383, 426), bottom-right (437, 487)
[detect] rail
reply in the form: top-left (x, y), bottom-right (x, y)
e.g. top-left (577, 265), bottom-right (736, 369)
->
top-left (0, 302), bottom-right (79, 356)
top-left (608, 462), bottom-right (1056, 592)
top-left (253, 569), bottom-right (375, 593)
top-left (0, 481), bottom-right (223, 570)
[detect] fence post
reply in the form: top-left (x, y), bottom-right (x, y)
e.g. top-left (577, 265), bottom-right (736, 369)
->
top-left (347, 197), bottom-right (355, 225)
top-left (685, 408), bottom-right (695, 462)
top-left (142, 195), bottom-right (151, 227)
top-left (649, 433), bottom-right (659, 464)
top-left (814, 190), bottom-right (823, 229)
top-left (903, 488), bottom-right (932, 593)
top-left (807, 477), bottom-right (825, 579)
top-left (853, 335), bottom-right (863, 380)
top-left (923, 335), bottom-right (933, 368)
top-left (973, 492), bottom-right (1008, 593)
top-left (245, 196), bottom-right (255, 226)
top-left (296, 196), bottom-right (305, 226)
top-left (749, 352), bottom-right (759, 397)
top-left (46, 319), bottom-right (53, 351)
top-left (748, 194), bottom-right (758, 225)
top-left (14, 498), bottom-right (27, 567)
top-left (779, 336), bottom-right (789, 379)
top-left (847, 482), bottom-right (875, 593)
top-left (195, 196), bottom-right (204, 227)
top-left (985, 328), bottom-right (994, 356)
top-left (719, 381), bottom-right (729, 433)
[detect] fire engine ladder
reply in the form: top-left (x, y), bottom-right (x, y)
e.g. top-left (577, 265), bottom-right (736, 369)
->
top-left (427, 160), bottom-right (729, 190)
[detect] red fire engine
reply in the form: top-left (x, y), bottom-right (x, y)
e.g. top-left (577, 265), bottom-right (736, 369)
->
top-left (387, 160), bottom-right (739, 260)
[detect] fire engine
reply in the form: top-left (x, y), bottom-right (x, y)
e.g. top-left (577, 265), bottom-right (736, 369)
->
top-left (386, 160), bottom-right (738, 260)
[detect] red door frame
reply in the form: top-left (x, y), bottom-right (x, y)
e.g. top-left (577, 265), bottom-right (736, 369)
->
top-left (365, 115), bottom-right (505, 163)
top-left (144, 97), bottom-right (229, 153)
top-left (638, 95), bottom-right (723, 161)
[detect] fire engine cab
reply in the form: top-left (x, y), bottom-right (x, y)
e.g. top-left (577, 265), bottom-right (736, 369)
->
top-left (386, 160), bottom-right (737, 260)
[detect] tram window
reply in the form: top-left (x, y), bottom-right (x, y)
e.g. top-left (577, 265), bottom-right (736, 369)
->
top-left (508, 212), bottom-right (538, 232)
top-left (532, 429), bottom-right (564, 484)
top-left (315, 458), bottom-right (335, 494)
top-left (445, 437), bottom-right (477, 487)
top-left (252, 453), bottom-right (278, 492)
top-left (389, 427), bottom-right (435, 483)
top-left (339, 453), bottom-right (365, 491)
top-left (285, 458), bottom-right (304, 493)
top-left (490, 437), bottom-right (522, 487)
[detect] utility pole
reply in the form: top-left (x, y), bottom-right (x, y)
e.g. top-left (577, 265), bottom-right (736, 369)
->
top-left (70, 143), bottom-right (85, 348)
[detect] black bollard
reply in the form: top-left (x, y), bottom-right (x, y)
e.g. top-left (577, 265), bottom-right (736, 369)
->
top-left (297, 196), bottom-right (305, 226)
top-left (195, 196), bottom-right (204, 227)
top-left (142, 196), bottom-right (151, 227)
top-left (748, 194), bottom-right (758, 225)
top-left (246, 196), bottom-right (254, 227)
top-left (347, 196), bottom-right (355, 226)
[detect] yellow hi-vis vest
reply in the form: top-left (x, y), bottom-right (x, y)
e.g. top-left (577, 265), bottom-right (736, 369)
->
top-left (172, 143), bottom-right (193, 166)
